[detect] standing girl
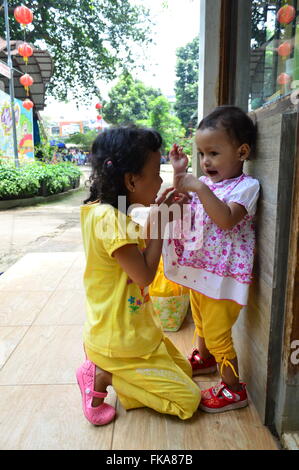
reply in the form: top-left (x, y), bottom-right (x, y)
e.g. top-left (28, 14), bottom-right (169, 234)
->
top-left (166, 106), bottom-right (260, 413)
top-left (76, 126), bottom-right (200, 426)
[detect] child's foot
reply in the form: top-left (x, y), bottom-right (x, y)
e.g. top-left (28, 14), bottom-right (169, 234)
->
top-left (188, 349), bottom-right (217, 376)
top-left (199, 381), bottom-right (248, 413)
top-left (92, 367), bottom-right (112, 407)
top-left (76, 360), bottom-right (115, 425)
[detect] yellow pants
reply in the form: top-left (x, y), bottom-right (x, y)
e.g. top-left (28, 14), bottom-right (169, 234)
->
top-left (85, 336), bottom-right (200, 420)
top-left (190, 290), bottom-right (242, 365)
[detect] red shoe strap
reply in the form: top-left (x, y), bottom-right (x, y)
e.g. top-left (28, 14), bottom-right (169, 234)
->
top-left (216, 384), bottom-right (242, 402)
top-left (193, 353), bottom-right (202, 363)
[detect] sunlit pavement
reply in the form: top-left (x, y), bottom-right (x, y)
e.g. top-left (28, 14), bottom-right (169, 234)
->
top-left (0, 165), bottom-right (173, 274)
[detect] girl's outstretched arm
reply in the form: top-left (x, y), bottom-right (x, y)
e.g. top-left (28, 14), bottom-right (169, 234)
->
top-left (113, 241), bottom-right (162, 288)
top-left (113, 190), bottom-right (188, 288)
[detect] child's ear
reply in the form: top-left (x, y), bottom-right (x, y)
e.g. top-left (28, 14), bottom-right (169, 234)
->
top-left (238, 144), bottom-right (251, 161)
top-left (124, 172), bottom-right (138, 192)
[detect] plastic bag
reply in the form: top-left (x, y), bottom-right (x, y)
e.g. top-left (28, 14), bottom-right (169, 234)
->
top-left (149, 258), bottom-right (189, 331)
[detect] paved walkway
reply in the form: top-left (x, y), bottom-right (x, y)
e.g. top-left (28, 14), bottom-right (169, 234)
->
top-left (0, 166), bottom-right (280, 450)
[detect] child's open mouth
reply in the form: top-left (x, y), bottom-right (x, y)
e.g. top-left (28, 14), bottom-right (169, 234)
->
top-left (206, 170), bottom-right (218, 176)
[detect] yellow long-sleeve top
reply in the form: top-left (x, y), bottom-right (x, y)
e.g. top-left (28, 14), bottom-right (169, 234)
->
top-left (80, 202), bottom-right (163, 358)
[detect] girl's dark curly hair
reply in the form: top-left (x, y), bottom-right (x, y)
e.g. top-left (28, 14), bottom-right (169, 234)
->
top-left (84, 125), bottom-right (162, 209)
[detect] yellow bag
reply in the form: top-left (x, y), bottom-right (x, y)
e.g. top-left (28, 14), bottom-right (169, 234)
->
top-left (149, 258), bottom-right (189, 332)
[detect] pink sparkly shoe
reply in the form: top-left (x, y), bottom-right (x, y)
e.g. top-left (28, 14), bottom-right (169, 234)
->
top-left (76, 360), bottom-right (116, 426)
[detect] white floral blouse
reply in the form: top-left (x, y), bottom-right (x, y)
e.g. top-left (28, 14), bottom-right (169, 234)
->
top-left (163, 173), bottom-right (260, 306)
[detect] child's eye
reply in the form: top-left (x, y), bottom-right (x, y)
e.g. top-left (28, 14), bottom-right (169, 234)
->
top-left (197, 151), bottom-right (204, 158)
top-left (211, 152), bottom-right (218, 157)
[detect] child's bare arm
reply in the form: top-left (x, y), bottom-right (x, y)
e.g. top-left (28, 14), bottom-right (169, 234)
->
top-left (170, 144), bottom-right (247, 230)
top-left (192, 180), bottom-right (248, 230)
top-left (113, 239), bottom-right (163, 288)
top-left (114, 189), bottom-right (188, 287)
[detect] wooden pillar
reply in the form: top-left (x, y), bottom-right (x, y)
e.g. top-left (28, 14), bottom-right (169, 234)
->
top-left (274, 113), bottom-right (299, 434)
top-left (194, 0), bottom-right (221, 176)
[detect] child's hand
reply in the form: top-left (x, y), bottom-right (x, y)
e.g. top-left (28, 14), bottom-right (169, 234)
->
top-left (169, 144), bottom-right (198, 193)
top-left (155, 187), bottom-right (191, 224)
top-left (155, 187), bottom-right (190, 208)
top-left (169, 144), bottom-right (189, 176)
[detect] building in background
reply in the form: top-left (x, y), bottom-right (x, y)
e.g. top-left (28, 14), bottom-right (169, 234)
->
top-left (46, 117), bottom-right (109, 139)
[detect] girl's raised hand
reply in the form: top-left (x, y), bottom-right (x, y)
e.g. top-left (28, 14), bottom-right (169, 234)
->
top-left (169, 144), bottom-right (197, 193)
top-left (169, 144), bottom-right (189, 175)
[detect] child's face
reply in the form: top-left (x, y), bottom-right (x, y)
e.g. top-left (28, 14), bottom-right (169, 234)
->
top-left (196, 127), bottom-right (248, 183)
top-left (127, 151), bottom-right (163, 207)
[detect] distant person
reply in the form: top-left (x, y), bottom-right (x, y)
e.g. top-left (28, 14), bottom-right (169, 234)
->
top-left (76, 126), bottom-right (200, 426)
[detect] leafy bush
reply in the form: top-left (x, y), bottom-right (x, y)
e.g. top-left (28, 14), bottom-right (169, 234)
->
top-left (0, 161), bottom-right (81, 200)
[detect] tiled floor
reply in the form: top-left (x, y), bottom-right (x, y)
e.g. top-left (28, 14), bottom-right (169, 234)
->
top-left (0, 252), bottom-right (279, 450)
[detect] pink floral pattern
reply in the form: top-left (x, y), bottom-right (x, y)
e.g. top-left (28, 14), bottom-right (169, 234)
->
top-left (172, 174), bottom-right (259, 285)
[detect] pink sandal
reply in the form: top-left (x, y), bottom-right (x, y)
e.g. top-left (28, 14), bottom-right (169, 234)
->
top-left (76, 360), bottom-right (116, 426)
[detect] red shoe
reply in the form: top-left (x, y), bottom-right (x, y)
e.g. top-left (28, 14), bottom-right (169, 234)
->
top-left (199, 381), bottom-right (248, 413)
top-left (188, 349), bottom-right (217, 376)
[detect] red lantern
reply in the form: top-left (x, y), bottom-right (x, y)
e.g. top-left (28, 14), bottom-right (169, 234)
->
top-left (277, 42), bottom-right (292, 57)
top-left (14, 6), bottom-right (33, 26)
top-left (277, 5), bottom-right (296, 25)
top-left (20, 73), bottom-right (34, 95)
top-left (18, 43), bottom-right (33, 64)
top-left (96, 115), bottom-right (102, 120)
top-left (22, 99), bottom-right (34, 110)
top-left (95, 103), bottom-right (102, 109)
top-left (277, 72), bottom-right (291, 85)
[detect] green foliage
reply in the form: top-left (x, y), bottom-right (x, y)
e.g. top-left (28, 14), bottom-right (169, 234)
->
top-left (103, 73), bottom-right (162, 125)
top-left (138, 95), bottom-right (186, 154)
top-left (34, 142), bottom-right (57, 163)
top-left (174, 37), bottom-right (199, 132)
top-left (175, 134), bottom-right (195, 168)
top-left (103, 74), bottom-right (186, 154)
top-left (251, 0), bottom-right (268, 49)
top-left (65, 130), bottom-right (98, 151)
top-left (1, 1), bottom-right (153, 101)
top-left (0, 161), bottom-right (81, 200)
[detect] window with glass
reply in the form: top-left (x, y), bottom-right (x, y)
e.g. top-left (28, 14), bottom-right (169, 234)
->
top-left (249, 0), bottom-right (299, 110)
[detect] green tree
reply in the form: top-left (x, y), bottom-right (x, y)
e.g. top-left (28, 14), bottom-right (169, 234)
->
top-left (1, 1), bottom-right (153, 101)
top-left (103, 73), bottom-right (162, 124)
top-left (65, 130), bottom-right (98, 151)
top-left (141, 95), bottom-right (185, 154)
top-left (174, 36), bottom-right (199, 132)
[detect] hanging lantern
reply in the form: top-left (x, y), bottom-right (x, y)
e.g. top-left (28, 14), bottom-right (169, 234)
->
top-left (22, 99), bottom-right (34, 110)
top-left (95, 103), bottom-right (102, 110)
top-left (277, 42), bottom-right (292, 57)
top-left (277, 72), bottom-right (291, 85)
top-left (18, 43), bottom-right (33, 64)
top-left (96, 114), bottom-right (102, 120)
top-left (20, 73), bottom-right (34, 95)
top-left (277, 5), bottom-right (296, 25)
top-left (14, 5), bottom-right (34, 26)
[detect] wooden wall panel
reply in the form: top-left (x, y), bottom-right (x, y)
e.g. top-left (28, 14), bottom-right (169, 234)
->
top-left (233, 114), bottom-right (283, 422)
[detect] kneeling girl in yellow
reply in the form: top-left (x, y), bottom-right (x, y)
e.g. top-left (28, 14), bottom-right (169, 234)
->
top-left (76, 126), bottom-right (200, 426)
